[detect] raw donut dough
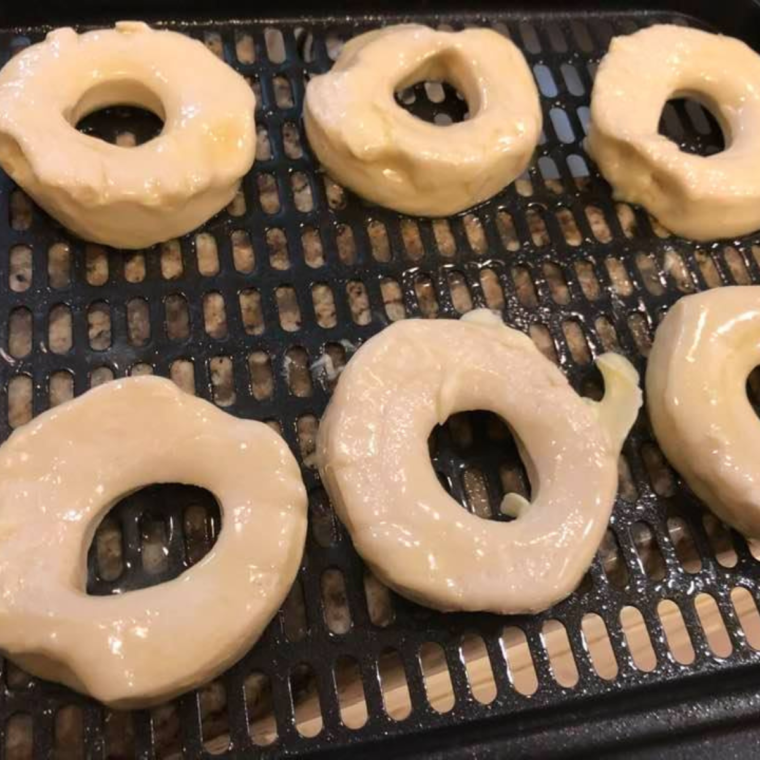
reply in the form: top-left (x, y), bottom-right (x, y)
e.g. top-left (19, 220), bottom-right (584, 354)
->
top-left (0, 21), bottom-right (256, 249)
top-left (647, 287), bottom-right (760, 537)
top-left (0, 377), bottom-right (307, 708)
top-left (317, 310), bottom-right (642, 614)
top-left (587, 24), bottom-right (760, 241)
top-left (304, 24), bottom-right (541, 216)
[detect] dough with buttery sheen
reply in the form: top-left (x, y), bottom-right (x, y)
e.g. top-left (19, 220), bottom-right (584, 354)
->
top-left (0, 377), bottom-right (307, 708)
top-left (0, 22), bottom-right (256, 248)
top-left (647, 287), bottom-right (760, 538)
top-left (305, 24), bottom-right (541, 216)
top-left (588, 25), bottom-right (760, 241)
top-left (318, 311), bottom-right (642, 614)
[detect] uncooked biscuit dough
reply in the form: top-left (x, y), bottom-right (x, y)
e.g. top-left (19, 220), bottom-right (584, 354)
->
top-left (305, 24), bottom-right (542, 216)
top-left (647, 287), bottom-right (760, 538)
top-left (0, 377), bottom-right (307, 708)
top-left (588, 25), bottom-right (760, 241)
top-left (0, 22), bottom-right (256, 248)
top-left (318, 310), bottom-right (642, 614)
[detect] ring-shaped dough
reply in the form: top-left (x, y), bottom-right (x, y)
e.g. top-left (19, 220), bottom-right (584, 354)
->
top-left (304, 24), bottom-right (541, 216)
top-left (587, 25), bottom-right (760, 241)
top-left (0, 22), bottom-right (256, 249)
top-left (0, 377), bottom-right (307, 708)
top-left (317, 311), bottom-right (642, 614)
top-left (647, 287), bottom-right (760, 538)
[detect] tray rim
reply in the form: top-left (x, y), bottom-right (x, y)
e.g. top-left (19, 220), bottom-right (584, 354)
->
top-left (310, 660), bottom-right (760, 758)
top-left (0, 0), bottom-right (759, 43)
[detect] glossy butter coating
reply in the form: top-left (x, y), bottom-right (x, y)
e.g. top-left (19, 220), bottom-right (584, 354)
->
top-left (647, 287), bottom-right (760, 537)
top-left (0, 22), bottom-right (256, 248)
top-left (587, 25), bottom-right (760, 241)
top-left (317, 311), bottom-right (642, 614)
top-left (304, 24), bottom-right (541, 216)
top-left (0, 377), bottom-right (307, 708)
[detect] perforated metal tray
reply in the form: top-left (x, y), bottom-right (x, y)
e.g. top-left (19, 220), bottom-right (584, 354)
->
top-left (2, 1), bottom-right (760, 758)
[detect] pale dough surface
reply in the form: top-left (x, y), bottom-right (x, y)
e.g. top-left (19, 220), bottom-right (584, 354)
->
top-left (0, 377), bottom-right (307, 708)
top-left (588, 25), bottom-right (760, 241)
top-left (305, 24), bottom-right (541, 216)
top-left (647, 287), bottom-right (760, 537)
top-left (318, 311), bottom-right (642, 614)
top-left (0, 22), bottom-right (256, 248)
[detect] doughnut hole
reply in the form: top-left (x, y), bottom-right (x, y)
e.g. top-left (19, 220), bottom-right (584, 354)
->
top-left (395, 80), bottom-right (469, 125)
top-left (86, 484), bottom-right (221, 595)
top-left (747, 366), bottom-right (760, 419)
top-left (74, 80), bottom-right (165, 146)
top-left (658, 97), bottom-right (726, 157)
top-left (394, 52), bottom-right (470, 126)
top-left (428, 411), bottom-right (532, 522)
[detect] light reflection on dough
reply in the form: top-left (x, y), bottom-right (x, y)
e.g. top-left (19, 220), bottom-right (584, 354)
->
top-left (647, 286), bottom-right (760, 537)
top-left (0, 376), bottom-right (307, 708)
top-left (318, 310), bottom-right (641, 614)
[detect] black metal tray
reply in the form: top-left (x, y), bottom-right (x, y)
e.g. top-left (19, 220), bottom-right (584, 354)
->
top-left (2, 1), bottom-right (760, 757)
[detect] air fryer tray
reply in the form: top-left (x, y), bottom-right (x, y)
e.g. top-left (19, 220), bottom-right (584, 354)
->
top-left (2, 1), bottom-right (760, 757)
